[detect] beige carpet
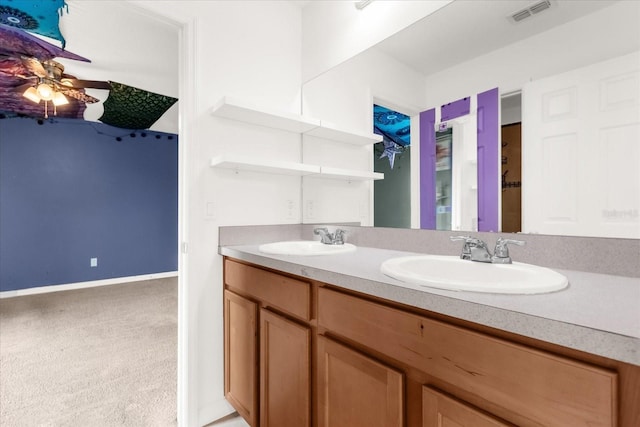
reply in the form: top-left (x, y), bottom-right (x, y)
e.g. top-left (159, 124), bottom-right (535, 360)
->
top-left (0, 277), bottom-right (177, 426)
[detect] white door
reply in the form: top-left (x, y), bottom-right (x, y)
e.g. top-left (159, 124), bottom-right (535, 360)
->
top-left (522, 51), bottom-right (640, 238)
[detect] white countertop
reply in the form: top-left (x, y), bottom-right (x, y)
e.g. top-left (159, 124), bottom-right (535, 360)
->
top-left (220, 244), bottom-right (640, 366)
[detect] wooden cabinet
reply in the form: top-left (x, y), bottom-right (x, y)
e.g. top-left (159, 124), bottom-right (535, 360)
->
top-left (318, 286), bottom-right (617, 427)
top-left (224, 259), bottom-right (311, 427)
top-left (422, 386), bottom-right (513, 427)
top-left (224, 290), bottom-right (258, 426)
top-left (260, 308), bottom-right (310, 427)
top-left (317, 335), bottom-right (404, 427)
top-left (223, 257), bottom-right (640, 427)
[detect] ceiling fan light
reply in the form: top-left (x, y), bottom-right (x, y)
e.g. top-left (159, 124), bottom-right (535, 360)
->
top-left (23, 86), bottom-right (41, 104)
top-left (36, 83), bottom-right (54, 101)
top-left (52, 92), bottom-right (69, 106)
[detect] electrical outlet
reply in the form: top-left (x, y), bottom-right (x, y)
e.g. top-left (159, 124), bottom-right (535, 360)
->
top-left (286, 199), bottom-right (294, 219)
top-left (90, 258), bottom-right (98, 267)
top-left (205, 202), bottom-right (217, 220)
top-left (306, 200), bottom-right (315, 219)
top-left (360, 203), bottom-right (368, 219)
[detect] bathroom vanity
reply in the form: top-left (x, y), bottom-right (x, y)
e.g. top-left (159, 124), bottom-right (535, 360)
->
top-left (220, 225), bottom-right (640, 427)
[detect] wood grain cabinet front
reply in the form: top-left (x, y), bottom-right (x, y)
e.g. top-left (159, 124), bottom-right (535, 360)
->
top-left (317, 335), bottom-right (404, 427)
top-left (422, 386), bottom-right (514, 427)
top-left (225, 259), bottom-right (311, 321)
top-left (224, 290), bottom-right (258, 426)
top-left (318, 286), bottom-right (617, 427)
top-left (260, 308), bottom-right (311, 427)
top-left (224, 260), bottom-right (312, 427)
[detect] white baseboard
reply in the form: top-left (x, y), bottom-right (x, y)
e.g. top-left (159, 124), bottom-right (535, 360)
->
top-left (0, 271), bottom-right (179, 299)
top-left (198, 397), bottom-right (237, 427)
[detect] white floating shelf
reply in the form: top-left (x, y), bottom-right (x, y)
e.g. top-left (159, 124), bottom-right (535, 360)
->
top-left (211, 155), bottom-right (320, 176)
top-left (306, 121), bottom-right (383, 146)
top-left (211, 96), bottom-right (381, 145)
top-left (211, 96), bottom-right (320, 133)
top-left (211, 156), bottom-right (383, 182)
top-left (319, 166), bottom-right (384, 181)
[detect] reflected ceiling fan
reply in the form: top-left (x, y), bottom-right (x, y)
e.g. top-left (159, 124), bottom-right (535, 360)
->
top-left (17, 56), bottom-right (111, 116)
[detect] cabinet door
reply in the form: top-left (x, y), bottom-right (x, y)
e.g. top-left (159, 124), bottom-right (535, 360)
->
top-left (317, 335), bottom-right (404, 427)
top-left (422, 386), bottom-right (513, 427)
top-left (260, 308), bottom-right (311, 427)
top-left (224, 290), bottom-right (258, 426)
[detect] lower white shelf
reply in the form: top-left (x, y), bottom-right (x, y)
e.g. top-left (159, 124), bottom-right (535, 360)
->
top-left (210, 155), bottom-right (383, 181)
top-left (211, 155), bottom-right (319, 176)
top-left (318, 166), bottom-right (384, 181)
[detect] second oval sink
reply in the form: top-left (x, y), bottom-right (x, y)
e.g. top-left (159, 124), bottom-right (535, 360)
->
top-left (259, 240), bottom-right (356, 256)
top-left (381, 255), bottom-right (568, 294)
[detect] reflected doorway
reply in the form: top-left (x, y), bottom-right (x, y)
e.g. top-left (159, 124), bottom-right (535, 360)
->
top-left (501, 91), bottom-right (522, 233)
top-left (373, 104), bottom-right (411, 228)
top-left (435, 128), bottom-right (453, 230)
top-left (501, 123), bottom-right (522, 232)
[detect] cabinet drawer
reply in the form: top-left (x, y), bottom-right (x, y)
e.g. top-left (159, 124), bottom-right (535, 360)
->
top-left (318, 287), bottom-right (617, 427)
top-left (422, 386), bottom-right (514, 427)
top-left (225, 259), bottom-right (311, 321)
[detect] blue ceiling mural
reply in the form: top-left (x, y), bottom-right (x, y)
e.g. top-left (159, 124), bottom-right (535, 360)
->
top-left (0, 0), bottom-right (68, 47)
top-left (374, 104), bottom-right (410, 169)
top-left (373, 104), bottom-right (410, 147)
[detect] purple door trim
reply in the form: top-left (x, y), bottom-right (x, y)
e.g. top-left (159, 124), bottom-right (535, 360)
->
top-left (477, 87), bottom-right (499, 232)
top-left (440, 96), bottom-right (470, 122)
top-left (420, 108), bottom-right (436, 229)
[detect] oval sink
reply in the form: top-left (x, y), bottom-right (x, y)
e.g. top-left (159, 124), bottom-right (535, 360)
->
top-left (381, 255), bottom-right (568, 294)
top-left (258, 240), bottom-right (356, 256)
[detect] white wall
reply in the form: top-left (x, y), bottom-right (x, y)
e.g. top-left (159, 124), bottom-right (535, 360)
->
top-left (302, 48), bottom-right (426, 226)
top-left (423, 1), bottom-right (640, 109)
top-left (301, 0), bottom-right (451, 82)
top-left (130, 1), bottom-right (302, 426)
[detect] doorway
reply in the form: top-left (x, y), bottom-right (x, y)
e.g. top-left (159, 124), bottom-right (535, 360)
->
top-left (373, 104), bottom-right (411, 228)
top-left (501, 92), bottom-right (522, 233)
top-left (501, 123), bottom-right (522, 232)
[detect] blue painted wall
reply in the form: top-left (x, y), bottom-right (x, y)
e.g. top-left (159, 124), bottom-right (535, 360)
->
top-left (0, 117), bottom-right (178, 291)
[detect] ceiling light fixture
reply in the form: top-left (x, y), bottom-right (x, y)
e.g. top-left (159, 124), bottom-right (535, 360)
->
top-left (36, 82), bottom-right (54, 101)
top-left (22, 80), bottom-right (69, 118)
top-left (355, 0), bottom-right (374, 10)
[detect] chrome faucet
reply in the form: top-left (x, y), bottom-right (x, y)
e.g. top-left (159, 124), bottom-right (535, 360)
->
top-left (491, 237), bottom-right (525, 264)
top-left (450, 236), bottom-right (525, 264)
top-left (314, 227), bottom-right (347, 245)
top-left (450, 236), bottom-right (492, 263)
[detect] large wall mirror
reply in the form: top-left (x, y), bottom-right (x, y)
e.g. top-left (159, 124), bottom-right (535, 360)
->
top-left (302, 0), bottom-right (640, 238)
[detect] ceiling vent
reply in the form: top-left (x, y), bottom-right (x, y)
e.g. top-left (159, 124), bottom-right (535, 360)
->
top-left (510, 0), bottom-right (552, 23)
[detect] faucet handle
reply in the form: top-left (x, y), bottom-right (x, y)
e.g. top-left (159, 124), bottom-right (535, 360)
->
top-left (314, 227), bottom-right (329, 235)
top-left (492, 238), bottom-right (525, 263)
top-left (333, 229), bottom-right (346, 245)
top-left (314, 227), bottom-right (333, 244)
top-left (450, 235), bottom-right (476, 260)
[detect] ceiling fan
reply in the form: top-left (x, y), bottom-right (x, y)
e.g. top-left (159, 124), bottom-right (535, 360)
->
top-left (17, 56), bottom-right (111, 115)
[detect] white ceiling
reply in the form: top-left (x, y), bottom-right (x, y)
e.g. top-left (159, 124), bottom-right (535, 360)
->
top-left (46, 0), bottom-right (628, 132)
top-left (374, 0), bottom-right (621, 76)
top-left (55, 0), bottom-right (179, 132)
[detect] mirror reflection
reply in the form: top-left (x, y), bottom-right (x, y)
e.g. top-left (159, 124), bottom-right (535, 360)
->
top-left (302, 0), bottom-right (640, 238)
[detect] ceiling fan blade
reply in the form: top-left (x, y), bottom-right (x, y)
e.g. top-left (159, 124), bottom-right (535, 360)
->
top-left (62, 78), bottom-right (111, 90)
top-left (14, 81), bottom-right (35, 93)
top-left (58, 87), bottom-right (100, 104)
top-left (20, 56), bottom-right (47, 78)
